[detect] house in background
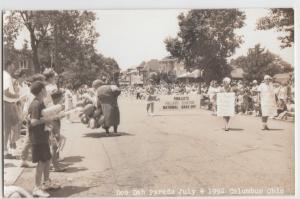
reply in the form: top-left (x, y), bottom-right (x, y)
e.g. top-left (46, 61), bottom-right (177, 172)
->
top-left (230, 65), bottom-right (244, 80)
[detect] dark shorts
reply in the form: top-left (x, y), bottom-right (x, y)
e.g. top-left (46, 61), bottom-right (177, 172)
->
top-left (32, 143), bottom-right (51, 163)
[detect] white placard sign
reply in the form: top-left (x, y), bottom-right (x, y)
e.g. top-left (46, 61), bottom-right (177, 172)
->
top-left (217, 92), bottom-right (235, 116)
top-left (157, 94), bottom-right (201, 111)
top-left (260, 92), bottom-right (277, 116)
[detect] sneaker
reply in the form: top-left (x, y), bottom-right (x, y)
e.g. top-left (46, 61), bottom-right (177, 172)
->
top-left (4, 153), bottom-right (15, 159)
top-left (32, 187), bottom-right (50, 197)
top-left (42, 180), bottom-right (61, 190)
top-left (20, 160), bottom-right (29, 168)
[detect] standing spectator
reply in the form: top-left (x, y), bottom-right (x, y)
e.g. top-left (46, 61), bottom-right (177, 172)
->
top-left (28, 81), bottom-right (59, 197)
top-left (64, 85), bottom-right (74, 123)
top-left (43, 70), bottom-right (58, 107)
top-left (9, 70), bottom-right (28, 154)
top-left (277, 82), bottom-right (288, 102)
top-left (20, 74), bottom-right (46, 167)
top-left (207, 81), bottom-right (218, 115)
top-left (3, 60), bottom-right (19, 159)
top-left (49, 91), bottom-right (66, 172)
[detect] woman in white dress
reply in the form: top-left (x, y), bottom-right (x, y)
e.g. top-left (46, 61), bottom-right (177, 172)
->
top-left (258, 75), bottom-right (275, 130)
top-left (219, 77), bottom-right (234, 131)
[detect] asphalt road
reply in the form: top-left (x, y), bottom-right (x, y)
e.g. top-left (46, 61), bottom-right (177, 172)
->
top-left (15, 98), bottom-right (295, 197)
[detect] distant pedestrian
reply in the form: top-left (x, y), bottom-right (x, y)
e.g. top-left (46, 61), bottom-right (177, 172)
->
top-left (219, 77), bottom-right (234, 131)
top-left (146, 81), bottom-right (156, 116)
top-left (3, 60), bottom-right (19, 159)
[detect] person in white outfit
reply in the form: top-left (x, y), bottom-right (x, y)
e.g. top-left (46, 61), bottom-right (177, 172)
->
top-left (258, 75), bottom-right (275, 130)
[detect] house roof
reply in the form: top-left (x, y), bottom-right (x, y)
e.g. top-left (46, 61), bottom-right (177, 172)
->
top-left (273, 72), bottom-right (292, 79)
top-left (231, 67), bottom-right (244, 79)
top-left (143, 59), bottom-right (162, 71)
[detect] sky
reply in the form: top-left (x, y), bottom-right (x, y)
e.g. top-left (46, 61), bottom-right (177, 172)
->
top-left (13, 9), bottom-right (294, 70)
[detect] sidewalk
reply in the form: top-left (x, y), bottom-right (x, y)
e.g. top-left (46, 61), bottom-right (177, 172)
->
top-left (4, 135), bottom-right (27, 186)
top-left (4, 159), bottom-right (24, 186)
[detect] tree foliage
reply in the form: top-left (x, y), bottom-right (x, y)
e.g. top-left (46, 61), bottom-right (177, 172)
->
top-left (164, 9), bottom-right (245, 82)
top-left (3, 11), bottom-right (120, 87)
top-left (256, 8), bottom-right (294, 48)
top-left (231, 44), bottom-right (293, 81)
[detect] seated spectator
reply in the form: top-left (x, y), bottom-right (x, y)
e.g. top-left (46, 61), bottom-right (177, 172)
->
top-left (275, 98), bottom-right (288, 120)
top-left (277, 98), bottom-right (287, 116)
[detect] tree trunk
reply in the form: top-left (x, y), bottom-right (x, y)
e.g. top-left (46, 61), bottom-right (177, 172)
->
top-left (32, 46), bottom-right (40, 73)
top-left (30, 31), bottom-right (40, 73)
top-left (53, 24), bottom-right (59, 73)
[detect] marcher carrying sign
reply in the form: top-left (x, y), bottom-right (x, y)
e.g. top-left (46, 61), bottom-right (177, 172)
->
top-left (217, 92), bottom-right (235, 117)
top-left (157, 94), bottom-right (201, 111)
top-left (260, 92), bottom-right (277, 117)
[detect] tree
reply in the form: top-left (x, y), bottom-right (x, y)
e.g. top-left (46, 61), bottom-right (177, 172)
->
top-left (231, 44), bottom-right (293, 81)
top-left (4, 11), bottom-right (100, 73)
top-left (256, 8), bottom-right (294, 48)
top-left (48, 11), bottom-right (100, 73)
top-left (164, 9), bottom-right (245, 82)
top-left (19, 11), bottom-right (53, 73)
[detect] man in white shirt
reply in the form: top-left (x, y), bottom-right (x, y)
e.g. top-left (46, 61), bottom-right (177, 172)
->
top-left (3, 60), bottom-right (19, 158)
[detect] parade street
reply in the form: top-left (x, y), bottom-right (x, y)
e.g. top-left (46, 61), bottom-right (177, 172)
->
top-left (14, 98), bottom-right (295, 197)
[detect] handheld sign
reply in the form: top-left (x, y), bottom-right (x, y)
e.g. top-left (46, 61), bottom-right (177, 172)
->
top-left (157, 94), bottom-right (200, 111)
top-left (217, 92), bottom-right (235, 117)
top-left (42, 104), bottom-right (64, 120)
top-left (260, 92), bottom-right (277, 116)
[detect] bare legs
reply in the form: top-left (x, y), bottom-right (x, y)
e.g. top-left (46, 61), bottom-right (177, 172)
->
top-left (223, 116), bottom-right (230, 131)
top-left (261, 116), bottom-right (269, 130)
top-left (35, 160), bottom-right (50, 188)
top-left (146, 102), bottom-right (154, 115)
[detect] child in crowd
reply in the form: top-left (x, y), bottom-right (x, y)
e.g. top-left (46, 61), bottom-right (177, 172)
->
top-left (28, 81), bottom-right (60, 197)
top-left (50, 90), bottom-right (66, 172)
top-left (20, 74), bottom-right (46, 167)
top-left (236, 91), bottom-right (244, 114)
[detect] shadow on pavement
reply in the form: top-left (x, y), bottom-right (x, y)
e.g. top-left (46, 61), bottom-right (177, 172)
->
top-left (64, 166), bottom-right (88, 173)
top-left (62, 156), bottom-right (85, 163)
top-left (83, 132), bottom-right (134, 138)
top-left (268, 128), bottom-right (284, 131)
top-left (228, 128), bottom-right (244, 131)
top-left (152, 114), bottom-right (201, 117)
top-left (49, 186), bottom-right (91, 197)
top-left (4, 163), bottom-right (17, 168)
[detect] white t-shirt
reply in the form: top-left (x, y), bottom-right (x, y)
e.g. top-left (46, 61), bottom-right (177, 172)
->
top-left (3, 71), bottom-right (16, 102)
top-left (44, 83), bottom-right (58, 107)
top-left (22, 83), bottom-right (35, 114)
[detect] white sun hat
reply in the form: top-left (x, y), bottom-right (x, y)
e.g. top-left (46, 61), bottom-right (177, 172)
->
top-left (223, 77), bottom-right (231, 84)
top-left (264, 75), bottom-right (272, 80)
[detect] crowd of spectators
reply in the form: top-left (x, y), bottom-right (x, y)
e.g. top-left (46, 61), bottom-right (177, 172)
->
top-left (120, 78), bottom-right (295, 121)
